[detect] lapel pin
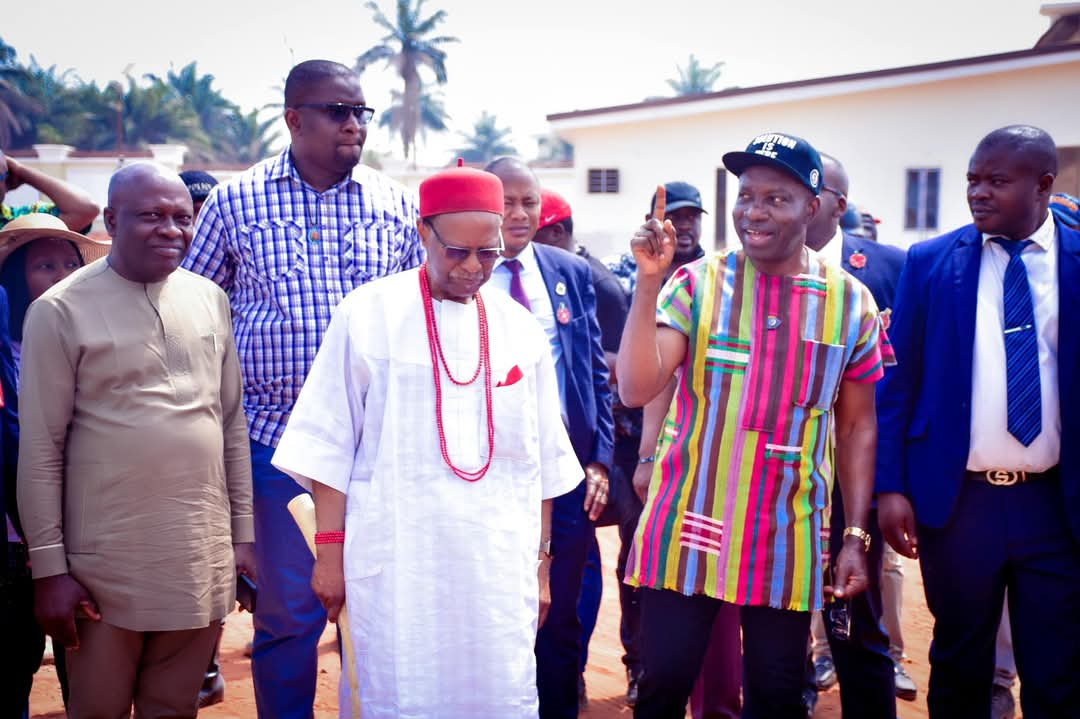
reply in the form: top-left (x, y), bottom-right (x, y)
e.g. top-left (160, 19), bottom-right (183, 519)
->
top-left (848, 251), bottom-right (866, 269)
top-left (766, 315), bottom-right (782, 330)
top-left (557, 302), bottom-right (571, 325)
top-left (555, 281), bottom-right (567, 296)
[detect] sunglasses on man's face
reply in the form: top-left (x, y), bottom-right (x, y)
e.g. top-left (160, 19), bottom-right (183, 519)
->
top-left (426, 221), bottom-right (503, 265)
top-left (294, 102), bottom-right (375, 126)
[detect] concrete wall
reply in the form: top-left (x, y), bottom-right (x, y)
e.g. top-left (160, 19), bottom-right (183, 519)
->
top-left (554, 57), bottom-right (1080, 259)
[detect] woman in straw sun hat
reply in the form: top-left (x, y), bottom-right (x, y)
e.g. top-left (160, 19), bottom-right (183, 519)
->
top-left (0, 212), bottom-right (109, 364)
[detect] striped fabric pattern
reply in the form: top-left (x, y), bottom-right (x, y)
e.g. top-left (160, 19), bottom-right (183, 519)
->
top-left (625, 249), bottom-right (893, 612)
top-left (182, 150), bottom-right (424, 446)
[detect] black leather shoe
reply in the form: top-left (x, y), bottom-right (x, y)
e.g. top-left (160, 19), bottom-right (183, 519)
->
top-left (626, 668), bottom-right (641, 707)
top-left (198, 672), bottom-right (225, 708)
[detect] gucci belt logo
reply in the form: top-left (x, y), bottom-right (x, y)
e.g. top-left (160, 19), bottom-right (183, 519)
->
top-left (985, 470), bottom-right (1025, 486)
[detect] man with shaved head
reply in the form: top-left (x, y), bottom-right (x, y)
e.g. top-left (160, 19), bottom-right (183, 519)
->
top-left (16, 163), bottom-right (254, 718)
top-left (485, 156), bottom-right (613, 719)
top-left (182, 59), bottom-right (423, 717)
top-left (878, 125), bottom-right (1080, 718)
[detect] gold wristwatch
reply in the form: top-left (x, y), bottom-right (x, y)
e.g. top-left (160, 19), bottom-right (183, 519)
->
top-left (843, 526), bottom-right (872, 552)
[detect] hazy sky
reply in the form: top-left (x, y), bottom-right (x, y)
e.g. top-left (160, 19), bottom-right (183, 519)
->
top-left (2, 0), bottom-right (1055, 164)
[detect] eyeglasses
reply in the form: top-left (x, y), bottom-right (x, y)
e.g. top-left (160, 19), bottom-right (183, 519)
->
top-left (425, 220), bottom-right (503, 265)
top-left (822, 185), bottom-right (847, 200)
top-left (294, 103), bottom-right (375, 126)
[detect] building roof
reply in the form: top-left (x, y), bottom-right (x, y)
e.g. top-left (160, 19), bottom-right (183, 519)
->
top-left (547, 43), bottom-right (1080, 126)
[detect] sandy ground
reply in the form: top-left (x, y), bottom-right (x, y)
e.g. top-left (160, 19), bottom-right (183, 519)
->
top-left (28, 526), bottom-right (1019, 718)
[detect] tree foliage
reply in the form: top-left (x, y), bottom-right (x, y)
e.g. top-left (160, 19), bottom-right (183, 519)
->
top-left (356, 0), bottom-right (458, 161)
top-left (0, 39), bottom-right (281, 163)
top-left (666, 54), bottom-right (725, 96)
top-left (453, 112), bottom-right (516, 164)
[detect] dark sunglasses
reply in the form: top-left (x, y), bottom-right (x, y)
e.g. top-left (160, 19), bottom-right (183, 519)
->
top-left (425, 220), bottom-right (503, 265)
top-left (294, 102), bottom-right (375, 126)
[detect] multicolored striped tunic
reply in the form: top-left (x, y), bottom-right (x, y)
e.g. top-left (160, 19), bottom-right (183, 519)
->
top-left (626, 249), bottom-right (894, 612)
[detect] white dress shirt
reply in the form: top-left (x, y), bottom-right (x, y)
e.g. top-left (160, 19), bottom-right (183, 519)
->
top-left (490, 243), bottom-right (566, 412)
top-left (818, 227), bottom-right (845, 268)
top-left (968, 212), bottom-right (1060, 472)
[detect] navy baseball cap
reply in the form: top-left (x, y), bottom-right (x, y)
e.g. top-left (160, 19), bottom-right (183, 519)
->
top-left (840, 204), bottom-right (861, 230)
top-left (179, 170), bottom-right (219, 201)
top-left (650, 181), bottom-right (707, 216)
top-left (722, 132), bottom-right (823, 196)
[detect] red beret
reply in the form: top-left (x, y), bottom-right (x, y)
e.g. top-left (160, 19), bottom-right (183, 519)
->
top-left (539, 189), bottom-right (572, 229)
top-left (419, 161), bottom-right (504, 218)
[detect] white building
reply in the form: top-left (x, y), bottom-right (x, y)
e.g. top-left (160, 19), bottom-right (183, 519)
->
top-left (547, 5), bottom-right (1080, 258)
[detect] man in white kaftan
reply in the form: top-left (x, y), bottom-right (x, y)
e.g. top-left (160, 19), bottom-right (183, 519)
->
top-left (272, 164), bottom-right (581, 718)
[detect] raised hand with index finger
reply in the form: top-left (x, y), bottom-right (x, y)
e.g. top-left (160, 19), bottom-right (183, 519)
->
top-left (630, 184), bottom-right (677, 281)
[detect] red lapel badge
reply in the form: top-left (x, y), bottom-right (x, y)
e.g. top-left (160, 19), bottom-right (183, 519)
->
top-left (556, 302), bottom-right (571, 325)
top-left (849, 251), bottom-right (867, 269)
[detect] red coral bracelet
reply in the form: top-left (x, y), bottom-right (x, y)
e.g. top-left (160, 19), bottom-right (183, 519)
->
top-left (314, 531), bottom-right (345, 545)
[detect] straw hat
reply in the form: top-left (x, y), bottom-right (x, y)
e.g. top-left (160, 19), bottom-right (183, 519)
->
top-left (0, 213), bottom-right (111, 268)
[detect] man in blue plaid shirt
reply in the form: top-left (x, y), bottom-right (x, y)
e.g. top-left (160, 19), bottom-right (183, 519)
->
top-left (182, 59), bottom-right (423, 719)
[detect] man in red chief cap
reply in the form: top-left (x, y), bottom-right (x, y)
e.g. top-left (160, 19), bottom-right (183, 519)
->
top-left (272, 163), bottom-right (582, 718)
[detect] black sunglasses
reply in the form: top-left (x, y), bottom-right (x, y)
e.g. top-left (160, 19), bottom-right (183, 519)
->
top-left (425, 220), bottom-right (503, 265)
top-left (294, 102), bottom-right (375, 126)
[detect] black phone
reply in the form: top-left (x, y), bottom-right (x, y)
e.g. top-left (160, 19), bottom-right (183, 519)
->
top-left (236, 573), bottom-right (257, 614)
top-left (824, 567), bottom-right (851, 641)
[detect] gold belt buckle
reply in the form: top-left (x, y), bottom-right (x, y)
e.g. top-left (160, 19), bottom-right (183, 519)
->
top-left (985, 470), bottom-right (1024, 486)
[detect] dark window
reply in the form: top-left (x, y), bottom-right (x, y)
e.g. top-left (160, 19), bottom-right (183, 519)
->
top-left (587, 168), bottom-right (619, 194)
top-left (905, 169), bottom-right (940, 230)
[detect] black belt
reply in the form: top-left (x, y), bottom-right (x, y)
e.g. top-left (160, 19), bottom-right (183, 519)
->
top-left (966, 466), bottom-right (1058, 486)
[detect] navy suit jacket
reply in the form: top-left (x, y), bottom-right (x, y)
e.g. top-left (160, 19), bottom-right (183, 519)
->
top-left (0, 288), bottom-right (20, 557)
top-left (875, 219), bottom-right (1080, 538)
top-left (841, 233), bottom-right (906, 311)
top-left (532, 243), bottom-right (615, 471)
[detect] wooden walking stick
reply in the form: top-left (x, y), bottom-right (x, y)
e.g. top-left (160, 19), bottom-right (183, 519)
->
top-left (288, 494), bottom-right (363, 718)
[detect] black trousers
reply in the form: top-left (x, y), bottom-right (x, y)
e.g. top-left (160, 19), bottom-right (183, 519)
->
top-left (919, 475), bottom-right (1080, 719)
top-left (537, 482), bottom-right (594, 719)
top-left (635, 588), bottom-right (811, 719)
top-left (1, 543), bottom-right (45, 719)
top-left (825, 493), bottom-right (898, 719)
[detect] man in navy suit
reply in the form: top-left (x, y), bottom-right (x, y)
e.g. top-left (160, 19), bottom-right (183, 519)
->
top-left (805, 154), bottom-right (906, 719)
top-left (877, 125), bottom-right (1080, 719)
top-left (485, 157), bottom-right (615, 719)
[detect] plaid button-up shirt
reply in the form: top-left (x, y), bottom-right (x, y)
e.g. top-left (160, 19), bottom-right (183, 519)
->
top-left (182, 149), bottom-right (423, 446)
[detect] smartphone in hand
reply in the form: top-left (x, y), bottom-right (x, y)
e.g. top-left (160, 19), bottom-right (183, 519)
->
top-left (237, 573), bottom-right (257, 614)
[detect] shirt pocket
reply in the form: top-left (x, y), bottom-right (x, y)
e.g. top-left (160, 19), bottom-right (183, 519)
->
top-left (341, 216), bottom-right (407, 282)
top-left (491, 368), bottom-right (538, 461)
top-left (794, 340), bottom-right (846, 412)
top-left (237, 219), bottom-right (306, 283)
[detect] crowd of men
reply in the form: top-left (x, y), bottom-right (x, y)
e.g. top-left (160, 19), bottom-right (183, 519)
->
top-left (1, 57), bottom-right (1078, 719)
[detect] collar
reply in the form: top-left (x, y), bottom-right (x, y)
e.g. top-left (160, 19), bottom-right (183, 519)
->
top-left (980, 211), bottom-right (1055, 251)
top-left (819, 226), bottom-right (845, 267)
top-left (496, 241), bottom-right (539, 273)
top-left (271, 147), bottom-right (357, 193)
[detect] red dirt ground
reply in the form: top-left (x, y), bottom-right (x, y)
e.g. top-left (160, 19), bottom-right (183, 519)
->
top-left (28, 526), bottom-right (1019, 717)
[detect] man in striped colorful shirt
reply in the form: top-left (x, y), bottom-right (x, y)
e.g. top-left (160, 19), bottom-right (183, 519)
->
top-left (617, 133), bottom-right (893, 719)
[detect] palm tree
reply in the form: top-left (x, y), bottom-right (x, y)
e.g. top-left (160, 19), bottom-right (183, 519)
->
top-left (218, 107), bottom-right (282, 164)
top-left (377, 85), bottom-right (448, 159)
top-left (355, 0), bottom-right (458, 161)
top-left (0, 37), bottom-right (38, 148)
top-left (6, 60), bottom-right (103, 148)
top-left (453, 112), bottom-right (516, 164)
top-left (109, 74), bottom-right (209, 153)
top-left (666, 54), bottom-right (725, 96)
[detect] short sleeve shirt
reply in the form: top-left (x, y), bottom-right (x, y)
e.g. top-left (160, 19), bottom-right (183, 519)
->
top-left (625, 249), bottom-right (894, 611)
